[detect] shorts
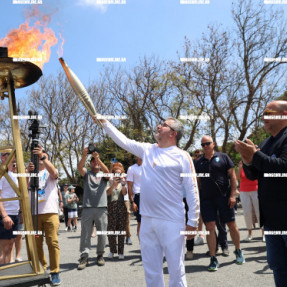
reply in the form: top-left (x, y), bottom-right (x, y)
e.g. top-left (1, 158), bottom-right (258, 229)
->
top-left (0, 214), bottom-right (19, 239)
top-left (134, 194), bottom-right (141, 223)
top-left (201, 196), bottom-right (235, 224)
top-left (68, 209), bottom-right (78, 218)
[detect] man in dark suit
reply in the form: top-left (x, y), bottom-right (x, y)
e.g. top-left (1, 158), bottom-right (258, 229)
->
top-left (235, 100), bottom-right (287, 287)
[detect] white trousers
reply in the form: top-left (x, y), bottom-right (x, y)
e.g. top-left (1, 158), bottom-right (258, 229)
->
top-left (140, 216), bottom-right (187, 287)
top-left (240, 191), bottom-right (260, 230)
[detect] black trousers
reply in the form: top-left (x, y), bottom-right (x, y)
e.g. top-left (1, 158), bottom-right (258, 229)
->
top-left (183, 198), bottom-right (194, 252)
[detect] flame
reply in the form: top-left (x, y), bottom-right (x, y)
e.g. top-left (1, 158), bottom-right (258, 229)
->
top-left (0, 7), bottom-right (59, 69)
top-left (57, 33), bottom-right (65, 58)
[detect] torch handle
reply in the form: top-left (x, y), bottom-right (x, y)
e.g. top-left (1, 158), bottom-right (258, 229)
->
top-left (59, 57), bottom-right (103, 128)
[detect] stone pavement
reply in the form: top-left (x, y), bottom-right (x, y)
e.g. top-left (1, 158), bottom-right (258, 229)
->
top-left (18, 207), bottom-right (275, 287)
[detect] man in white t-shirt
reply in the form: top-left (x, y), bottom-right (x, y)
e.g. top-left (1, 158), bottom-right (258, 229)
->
top-left (93, 116), bottom-right (200, 287)
top-left (28, 147), bottom-right (61, 286)
top-left (127, 157), bottom-right (142, 238)
top-left (0, 153), bottom-right (19, 264)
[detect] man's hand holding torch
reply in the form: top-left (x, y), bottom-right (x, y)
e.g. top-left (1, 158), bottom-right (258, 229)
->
top-left (92, 115), bottom-right (106, 125)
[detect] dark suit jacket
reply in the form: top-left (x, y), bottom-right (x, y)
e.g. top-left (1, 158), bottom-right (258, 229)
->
top-left (243, 126), bottom-right (287, 231)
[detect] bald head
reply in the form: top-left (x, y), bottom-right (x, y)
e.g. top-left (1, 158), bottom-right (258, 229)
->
top-left (201, 135), bottom-right (213, 143)
top-left (263, 100), bottom-right (287, 136)
top-left (201, 135), bottom-right (215, 156)
top-left (269, 100), bottom-right (287, 112)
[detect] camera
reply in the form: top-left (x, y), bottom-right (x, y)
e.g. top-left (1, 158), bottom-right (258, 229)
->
top-left (88, 143), bottom-right (100, 154)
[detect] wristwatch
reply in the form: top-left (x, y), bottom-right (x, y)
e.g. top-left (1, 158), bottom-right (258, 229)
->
top-left (40, 155), bottom-right (47, 161)
top-left (130, 200), bottom-right (134, 204)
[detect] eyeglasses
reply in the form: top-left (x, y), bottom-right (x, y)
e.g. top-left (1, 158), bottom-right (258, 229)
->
top-left (158, 122), bottom-right (175, 131)
top-left (201, 142), bottom-right (212, 147)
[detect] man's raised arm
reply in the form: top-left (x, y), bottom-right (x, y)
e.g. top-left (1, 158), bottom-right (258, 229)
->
top-left (93, 116), bottom-right (150, 159)
top-left (78, 148), bottom-right (88, 177)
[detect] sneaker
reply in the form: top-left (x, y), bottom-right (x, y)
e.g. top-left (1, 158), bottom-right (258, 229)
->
top-left (97, 255), bottom-right (105, 266)
top-left (108, 252), bottom-right (114, 259)
top-left (67, 227), bottom-right (71, 232)
top-left (208, 256), bottom-right (219, 271)
top-left (185, 251), bottom-right (194, 260)
top-left (15, 257), bottom-right (23, 262)
top-left (222, 248), bottom-right (230, 257)
top-left (262, 235), bottom-right (266, 242)
top-left (78, 254), bottom-right (88, 270)
top-left (126, 237), bottom-right (132, 245)
top-left (194, 236), bottom-right (205, 245)
top-left (73, 226), bottom-right (77, 232)
top-left (50, 272), bottom-right (61, 286)
top-left (118, 254), bottom-right (124, 260)
top-left (65, 227), bottom-right (68, 232)
top-left (234, 249), bottom-right (245, 264)
top-left (243, 235), bottom-right (253, 242)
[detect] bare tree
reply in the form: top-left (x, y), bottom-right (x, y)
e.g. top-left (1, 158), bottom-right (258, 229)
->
top-left (175, 25), bottom-right (239, 153)
top-left (28, 71), bottom-right (110, 182)
top-left (231, 0), bottom-right (287, 144)
top-left (173, 0), bottom-right (287, 155)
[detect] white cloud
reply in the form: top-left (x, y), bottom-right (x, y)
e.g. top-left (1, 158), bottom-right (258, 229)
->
top-left (76, 0), bottom-right (107, 13)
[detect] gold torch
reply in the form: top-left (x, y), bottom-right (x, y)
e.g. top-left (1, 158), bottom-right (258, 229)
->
top-left (59, 58), bottom-right (102, 128)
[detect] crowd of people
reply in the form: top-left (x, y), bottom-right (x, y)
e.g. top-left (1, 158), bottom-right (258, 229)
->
top-left (0, 100), bottom-right (286, 287)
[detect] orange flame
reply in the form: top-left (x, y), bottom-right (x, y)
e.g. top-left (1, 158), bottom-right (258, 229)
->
top-left (0, 7), bottom-right (59, 69)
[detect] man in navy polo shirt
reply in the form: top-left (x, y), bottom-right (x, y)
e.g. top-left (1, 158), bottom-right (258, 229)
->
top-left (195, 135), bottom-right (244, 271)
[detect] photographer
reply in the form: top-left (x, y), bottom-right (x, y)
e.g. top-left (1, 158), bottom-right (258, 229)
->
top-left (77, 145), bottom-right (109, 270)
top-left (27, 147), bottom-right (61, 286)
top-left (106, 163), bottom-right (127, 260)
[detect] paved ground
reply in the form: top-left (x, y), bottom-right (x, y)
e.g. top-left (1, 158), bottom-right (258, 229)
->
top-left (18, 207), bottom-right (275, 287)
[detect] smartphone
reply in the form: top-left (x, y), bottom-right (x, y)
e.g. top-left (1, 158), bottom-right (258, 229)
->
top-left (111, 157), bottom-right (117, 163)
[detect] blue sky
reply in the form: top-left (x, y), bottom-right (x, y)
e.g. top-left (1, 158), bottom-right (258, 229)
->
top-left (0, 0), bottom-right (286, 98)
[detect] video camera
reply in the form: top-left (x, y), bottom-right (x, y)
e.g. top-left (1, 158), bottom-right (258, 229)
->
top-left (27, 110), bottom-right (46, 190)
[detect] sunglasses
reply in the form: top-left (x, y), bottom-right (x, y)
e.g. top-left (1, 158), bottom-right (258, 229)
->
top-left (158, 122), bottom-right (175, 131)
top-left (262, 109), bottom-right (279, 117)
top-left (201, 142), bottom-right (212, 147)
